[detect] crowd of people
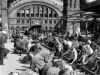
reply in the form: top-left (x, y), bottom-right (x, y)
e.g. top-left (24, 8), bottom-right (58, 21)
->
top-left (8, 27), bottom-right (100, 75)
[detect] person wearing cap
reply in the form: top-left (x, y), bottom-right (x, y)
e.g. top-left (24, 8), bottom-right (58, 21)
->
top-left (31, 49), bottom-right (55, 74)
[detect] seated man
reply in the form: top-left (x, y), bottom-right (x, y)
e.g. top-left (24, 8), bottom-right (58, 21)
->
top-left (15, 37), bottom-right (28, 55)
top-left (31, 49), bottom-right (55, 74)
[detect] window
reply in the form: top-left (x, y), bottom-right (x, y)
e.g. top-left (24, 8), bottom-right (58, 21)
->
top-left (49, 20), bottom-right (52, 24)
top-left (17, 13), bottom-right (20, 17)
top-left (26, 8), bottom-right (30, 17)
top-left (22, 20), bottom-right (25, 24)
top-left (54, 20), bottom-right (56, 24)
top-left (45, 20), bottom-right (48, 24)
top-left (41, 20), bottom-right (44, 24)
top-left (26, 19), bottom-right (30, 24)
top-left (17, 19), bottom-right (20, 24)
top-left (35, 6), bottom-right (39, 17)
top-left (40, 6), bottom-right (43, 17)
top-left (44, 8), bottom-right (48, 18)
top-left (54, 13), bottom-right (57, 17)
top-left (31, 6), bottom-right (34, 17)
top-left (21, 9), bottom-right (25, 17)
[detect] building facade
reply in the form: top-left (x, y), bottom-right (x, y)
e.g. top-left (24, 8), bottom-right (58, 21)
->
top-left (8, 0), bottom-right (80, 29)
top-left (0, 0), bottom-right (8, 30)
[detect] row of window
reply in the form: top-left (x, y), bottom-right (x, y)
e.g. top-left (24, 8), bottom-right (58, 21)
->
top-left (17, 13), bottom-right (57, 18)
top-left (17, 5), bottom-right (58, 18)
top-left (17, 19), bottom-right (57, 25)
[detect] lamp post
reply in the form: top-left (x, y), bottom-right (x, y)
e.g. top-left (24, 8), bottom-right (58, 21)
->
top-left (62, 0), bottom-right (68, 35)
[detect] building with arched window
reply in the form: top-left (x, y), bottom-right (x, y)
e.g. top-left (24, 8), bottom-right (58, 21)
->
top-left (8, 0), bottom-right (80, 29)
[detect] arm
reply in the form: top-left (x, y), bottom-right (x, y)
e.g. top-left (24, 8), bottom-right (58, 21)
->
top-left (70, 49), bottom-right (77, 64)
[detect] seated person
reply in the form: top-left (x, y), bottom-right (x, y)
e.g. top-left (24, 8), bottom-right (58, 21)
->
top-left (15, 37), bottom-right (28, 55)
top-left (63, 41), bottom-right (78, 65)
top-left (31, 49), bottom-right (55, 74)
top-left (82, 44), bottom-right (93, 64)
top-left (59, 60), bottom-right (76, 75)
top-left (87, 40), bottom-right (100, 51)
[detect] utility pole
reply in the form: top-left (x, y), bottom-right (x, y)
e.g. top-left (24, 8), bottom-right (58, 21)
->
top-left (62, 0), bottom-right (68, 35)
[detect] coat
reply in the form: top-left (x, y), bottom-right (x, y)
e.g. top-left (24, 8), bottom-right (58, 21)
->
top-left (32, 50), bottom-right (53, 70)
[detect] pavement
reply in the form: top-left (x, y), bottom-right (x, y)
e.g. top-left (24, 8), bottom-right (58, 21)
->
top-left (0, 39), bottom-right (30, 75)
top-left (0, 39), bottom-right (85, 75)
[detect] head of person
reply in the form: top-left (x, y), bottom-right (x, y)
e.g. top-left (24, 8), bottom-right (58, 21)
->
top-left (87, 40), bottom-right (92, 45)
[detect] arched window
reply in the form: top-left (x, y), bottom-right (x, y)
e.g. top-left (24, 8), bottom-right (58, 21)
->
top-left (26, 8), bottom-right (30, 17)
top-left (16, 5), bottom-right (58, 26)
top-left (21, 9), bottom-right (25, 17)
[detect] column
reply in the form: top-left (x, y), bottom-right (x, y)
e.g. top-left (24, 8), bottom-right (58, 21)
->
top-left (62, 0), bottom-right (68, 34)
top-left (86, 19), bottom-right (88, 37)
top-left (43, 6), bottom-right (45, 17)
top-left (72, 0), bottom-right (75, 10)
top-left (52, 10), bottom-right (54, 18)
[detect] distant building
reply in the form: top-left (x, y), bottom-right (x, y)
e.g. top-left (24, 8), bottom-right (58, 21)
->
top-left (8, 0), bottom-right (80, 29)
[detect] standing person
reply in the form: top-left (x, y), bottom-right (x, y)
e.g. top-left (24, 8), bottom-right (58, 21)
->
top-left (0, 31), bottom-right (6, 65)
